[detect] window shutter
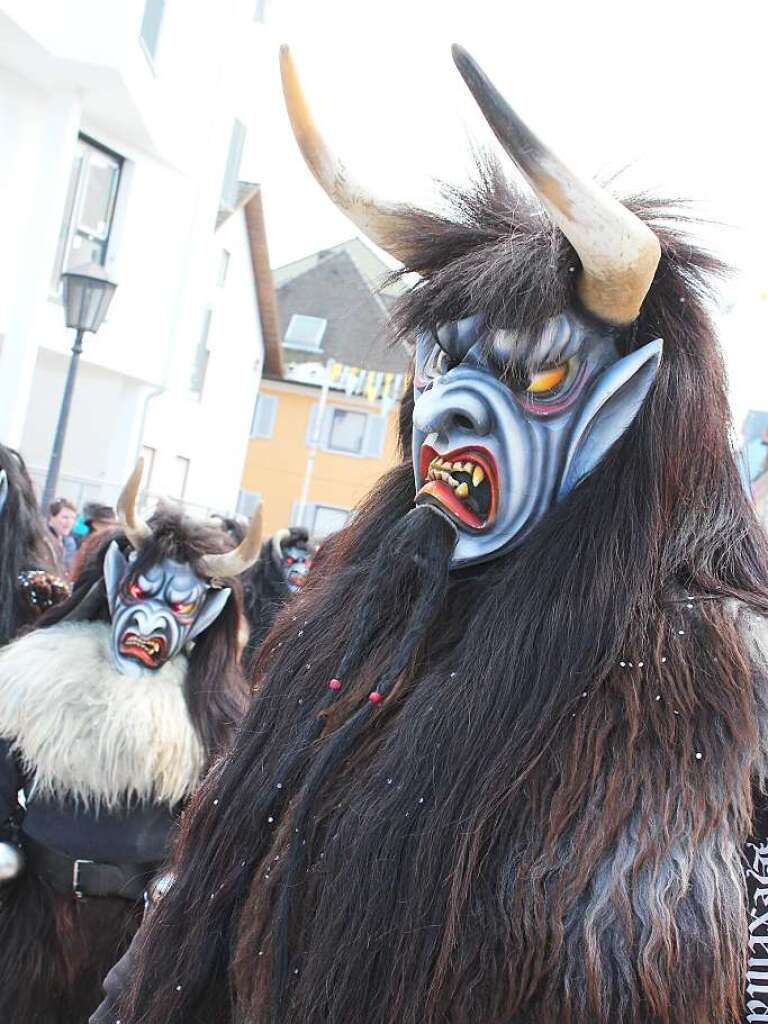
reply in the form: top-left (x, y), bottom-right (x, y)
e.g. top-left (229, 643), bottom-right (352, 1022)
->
top-left (306, 405), bottom-right (333, 447)
top-left (363, 414), bottom-right (387, 458)
top-left (140, 0), bottom-right (166, 61)
top-left (250, 395), bottom-right (278, 438)
top-left (305, 404), bottom-right (320, 445)
top-left (221, 119), bottom-right (247, 208)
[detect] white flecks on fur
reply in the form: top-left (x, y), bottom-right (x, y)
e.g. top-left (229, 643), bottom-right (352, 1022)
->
top-left (0, 621), bottom-right (204, 809)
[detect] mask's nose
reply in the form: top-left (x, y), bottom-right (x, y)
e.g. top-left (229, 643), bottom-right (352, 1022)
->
top-left (413, 379), bottom-right (493, 438)
top-left (131, 603), bottom-right (164, 635)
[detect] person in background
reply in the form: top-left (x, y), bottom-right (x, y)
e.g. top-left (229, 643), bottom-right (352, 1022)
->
top-left (0, 446), bottom-right (68, 645)
top-left (213, 514), bottom-right (315, 669)
top-left (0, 463), bottom-right (261, 1023)
top-left (47, 498), bottom-right (77, 571)
top-left (69, 504), bottom-right (119, 582)
top-left (83, 503), bottom-right (119, 536)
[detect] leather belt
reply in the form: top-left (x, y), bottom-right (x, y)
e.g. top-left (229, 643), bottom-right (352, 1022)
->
top-left (24, 835), bottom-right (155, 901)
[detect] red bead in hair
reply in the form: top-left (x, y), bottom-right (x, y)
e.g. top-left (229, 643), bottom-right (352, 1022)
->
top-left (328, 678), bottom-right (342, 691)
top-left (368, 691), bottom-right (383, 705)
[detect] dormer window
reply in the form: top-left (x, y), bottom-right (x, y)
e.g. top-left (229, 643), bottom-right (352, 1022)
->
top-left (284, 314), bottom-right (327, 352)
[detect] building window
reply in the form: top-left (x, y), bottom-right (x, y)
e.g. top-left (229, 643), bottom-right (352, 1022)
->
top-left (51, 136), bottom-right (123, 289)
top-left (236, 489), bottom-right (261, 517)
top-left (306, 404), bottom-right (388, 458)
top-left (170, 456), bottom-right (190, 501)
top-left (250, 394), bottom-right (278, 438)
top-left (311, 504), bottom-right (350, 536)
top-left (327, 408), bottom-right (367, 454)
top-left (284, 314), bottom-right (327, 352)
top-left (140, 0), bottom-right (165, 64)
top-left (220, 119), bottom-right (247, 208)
top-left (218, 248), bottom-right (230, 287)
top-left (190, 308), bottom-right (213, 395)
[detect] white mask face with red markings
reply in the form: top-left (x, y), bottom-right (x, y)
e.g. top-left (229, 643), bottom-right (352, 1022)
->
top-left (412, 312), bottom-right (662, 566)
top-left (103, 542), bottom-right (231, 678)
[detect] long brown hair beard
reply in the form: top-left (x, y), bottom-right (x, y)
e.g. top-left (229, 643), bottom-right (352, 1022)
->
top-left (121, 470), bottom-right (768, 1024)
top-left (119, 180), bottom-right (768, 1024)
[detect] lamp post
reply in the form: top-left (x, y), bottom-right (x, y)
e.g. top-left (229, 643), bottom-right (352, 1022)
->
top-left (41, 264), bottom-right (118, 511)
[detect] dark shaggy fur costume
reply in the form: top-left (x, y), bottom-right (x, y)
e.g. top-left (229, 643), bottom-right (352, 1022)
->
top-left (213, 518), bottom-right (313, 670)
top-left (115, 166), bottom-right (768, 1024)
top-left (0, 507), bottom-right (250, 1024)
top-left (0, 444), bottom-right (61, 646)
top-left (0, 876), bottom-right (142, 1023)
top-left (241, 530), bottom-right (312, 667)
top-left (41, 507), bottom-right (250, 759)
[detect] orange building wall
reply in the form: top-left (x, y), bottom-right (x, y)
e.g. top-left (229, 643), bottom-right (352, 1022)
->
top-left (241, 379), bottom-right (403, 536)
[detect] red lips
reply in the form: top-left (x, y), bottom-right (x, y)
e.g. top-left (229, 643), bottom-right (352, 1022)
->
top-left (415, 444), bottom-right (497, 530)
top-left (120, 632), bottom-right (166, 668)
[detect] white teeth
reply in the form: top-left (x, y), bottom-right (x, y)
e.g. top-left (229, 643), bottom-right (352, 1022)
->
top-left (425, 454), bottom-right (489, 509)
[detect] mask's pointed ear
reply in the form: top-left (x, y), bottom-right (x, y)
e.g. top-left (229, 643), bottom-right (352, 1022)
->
top-left (188, 587), bottom-right (231, 642)
top-left (559, 338), bottom-right (663, 498)
top-left (103, 541), bottom-right (129, 616)
top-left (0, 471), bottom-right (7, 517)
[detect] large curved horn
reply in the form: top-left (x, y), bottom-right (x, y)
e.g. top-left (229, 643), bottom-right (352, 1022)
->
top-left (200, 505), bottom-right (263, 580)
top-left (452, 45), bottom-right (661, 325)
top-left (117, 459), bottom-right (151, 548)
top-left (280, 45), bottom-right (412, 263)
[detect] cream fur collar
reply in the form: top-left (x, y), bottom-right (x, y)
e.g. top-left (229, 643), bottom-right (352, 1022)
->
top-left (0, 620), bottom-right (204, 809)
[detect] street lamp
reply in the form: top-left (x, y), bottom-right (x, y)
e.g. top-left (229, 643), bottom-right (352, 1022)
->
top-left (41, 263), bottom-right (118, 511)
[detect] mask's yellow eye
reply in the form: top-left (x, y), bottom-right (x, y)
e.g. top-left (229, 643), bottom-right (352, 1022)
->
top-left (171, 600), bottom-right (197, 616)
top-left (526, 363), bottom-right (569, 395)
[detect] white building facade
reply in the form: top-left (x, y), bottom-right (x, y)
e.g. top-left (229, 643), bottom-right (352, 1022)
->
top-left (0, 0), bottom-right (268, 515)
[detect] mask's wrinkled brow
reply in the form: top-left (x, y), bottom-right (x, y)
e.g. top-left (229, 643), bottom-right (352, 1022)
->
top-left (482, 314), bottom-right (583, 375)
top-left (433, 313), bottom-right (591, 376)
top-left (435, 314), bottom-right (485, 359)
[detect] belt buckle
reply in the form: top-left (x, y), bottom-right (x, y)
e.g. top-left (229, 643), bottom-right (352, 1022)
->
top-left (72, 858), bottom-right (93, 899)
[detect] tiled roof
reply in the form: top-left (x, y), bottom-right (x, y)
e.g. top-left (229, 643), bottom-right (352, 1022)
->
top-left (273, 237), bottom-right (408, 297)
top-left (275, 246), bottom-right (410, 376)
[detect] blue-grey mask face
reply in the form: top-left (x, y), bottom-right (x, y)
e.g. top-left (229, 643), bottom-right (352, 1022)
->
top-left (412, 312), bottom-right (662, 566)
top-left (0, 471), bottom-right (7, 518)
top-left (281, 542), bottom-right (313, 593)
top-left (103, 542), bottom-right (231, 678)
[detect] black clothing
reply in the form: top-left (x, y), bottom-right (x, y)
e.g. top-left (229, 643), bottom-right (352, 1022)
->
top-left (0, 738), bottom-right (177, 863)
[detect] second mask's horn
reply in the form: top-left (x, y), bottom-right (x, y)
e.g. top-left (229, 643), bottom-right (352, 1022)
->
top-left (117, 460), bottom-right (151, 549)
top-left (200, 505), bottom-right (263, 581)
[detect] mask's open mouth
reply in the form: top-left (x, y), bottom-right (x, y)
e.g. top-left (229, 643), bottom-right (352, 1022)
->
top-left (415, 444), bottom-right (497, 530)
top-left (120, 632), bottom-right (166, 668)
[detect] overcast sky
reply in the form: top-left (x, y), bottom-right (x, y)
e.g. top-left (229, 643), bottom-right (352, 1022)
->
top-left (241, 0), bottom-right (768, 421)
